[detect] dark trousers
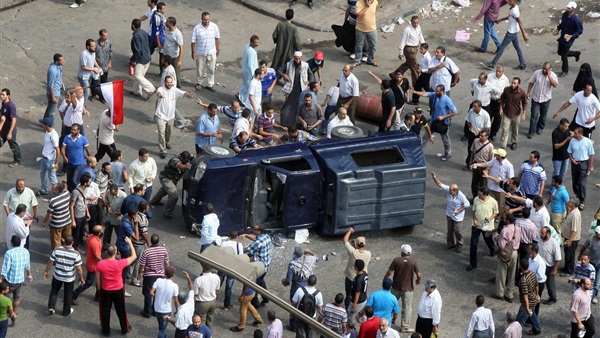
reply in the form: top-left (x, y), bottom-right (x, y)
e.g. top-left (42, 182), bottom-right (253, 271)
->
top-left (0, 128), bottom-right (22, 163)
top-left (175, 328), bottom-right (187, 338)
top-left (572, 160), bottom-right (589, 203)
top-left (73, 270), bottom-right (97, 299)
top-left (103, 222), bottom-right (120, 249)
top-left (571, 314), bottom-right (595, 338)
top-left (534, 281), bottom-right (545, 315)
top-left (142, 275), bottom-right (159, 316)
top-left (250, 272), bottom-right (268, 308)
top-left (415, 316), bottom-right (434, 338)
top-left (558, 44), bottom-right (579, 73)
top-left (563, 240), bottom-right (579, 274)
top-left (0, 319), bottom-right (7, 338)
top-left (296, 320), bottom-right (313, 338)
top-left (545, 265), bottom-right (557, 301)
top-left (95, 142), bottom-right (117, 162)
top-left (470, 227), bottom-right (496, 267)
top-left (99, 288), bottom-right (130, 336)
top-left (88, 205), bottom-right (98, 235)
top-left (569, 121), bottom-right (594, 138)
top-left (465, 130), bottom-right (477, 167)
top-left (412, 73), bottom-right (431, 103)
top-left (344, 277), bottom-right (354, 308)
top-left (489, 100), bottom-right (501, 138)
top-left (471, 168), bottom-right (487, 200)
top-left (529, 100), bottom-right (551, 135)
top-left (72, 216), bottom-right (87, 250)
top-left (219, 273), bottom-right (235, 307)
top-left (66, 163), bottom-right (77, 192)
top-left (48, 277), bottom-right (74, 315)
top-left (90, 72), bottom-right (108, 103)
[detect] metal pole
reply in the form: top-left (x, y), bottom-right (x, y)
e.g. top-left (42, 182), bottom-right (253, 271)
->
top-left (187, 250), bottom-right (339, 338)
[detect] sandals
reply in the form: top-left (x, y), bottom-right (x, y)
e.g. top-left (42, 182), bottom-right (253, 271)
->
top-left (36, 191), bottom-right (48, 196)
top-left (367, 61), bottom-right (379, 67)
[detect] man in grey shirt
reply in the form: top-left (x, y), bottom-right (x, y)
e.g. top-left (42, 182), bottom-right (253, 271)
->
top-left (538, 226), bottom-right (561, 305)
top-left (163, 17), bottom-right (184, 88)
top-left (90, 29), bottom-right (113, 103)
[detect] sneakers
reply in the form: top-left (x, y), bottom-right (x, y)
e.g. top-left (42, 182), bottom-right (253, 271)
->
top-left (592, 297), bottom-right (598, 304)
top-left (69, 3), bottom-right (80, 8)
top-left (481, 62), bottom-right (494, 70)
top-left (8, 161), bottom-right (20, 168)
top-left (49, 309), bottom-right (56, 315)
top-left (176, 119), bottom-right (192, 129)
top-left (361, 56), bottom-right (368, 63)
top-left (558, 72), bottom-right (568, 77)
top-left (66, 308), bottom-right (74, 315)
top-left (72, 298), bottom-right (79, 306)
top-left (441, 155), bottom-right (451, 161)
top-left (10, 314), bottom-right (16, 327)
top-left (349, 54), bottom-right (356, 59)
top-left (148, 117), bottom-right (157, 123)
top-left (514, 64), bottom-right (527, 70)
top-left (132, 279), bottom-right (142, 287)
top-left (124, 291), bottom-right (132, 297)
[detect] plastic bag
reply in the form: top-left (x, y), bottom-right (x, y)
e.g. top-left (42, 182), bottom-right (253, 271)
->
top-left (453, 0), bottom-right (470, 6)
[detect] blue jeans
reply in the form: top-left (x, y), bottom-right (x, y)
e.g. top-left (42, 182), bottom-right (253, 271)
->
top-left (156, 311), bottom-right (170, 338)
top-left (469, 227), bottom-right (496, 267)
top-left (73, 270), bottom-right (96, 299)
top-left (321, 105), bottom-right (337, 132)
top-left (552, 159), bottom-right (569, 178)
top-left (219, 274), bottom-right (235, 307)
top-left (143, 186), bottom-right (153, 202)
top-left (44, 93), bottom-right (59, 120)
top-left (0, 319), bottom-right (7, 338)
top-left (491, 32), bottom-right (526, 67)
top-left (593, 261), bottom-right (599, 299)
top-left (529, 100), bottom-right (551, 135)
top-left (517, 304), bottom-right (541, 334)
top-left (78, 76), bottom-right (91, 104)
top-left (40, 156), bottom-right (58, 194)
top-left (355, 30), bottom-right (377, 64)
top-left (481, 17), bottom-right (501, 51)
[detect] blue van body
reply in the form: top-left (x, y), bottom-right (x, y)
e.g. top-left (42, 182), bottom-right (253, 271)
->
top-left (182, 131), bottom-right (426, 235)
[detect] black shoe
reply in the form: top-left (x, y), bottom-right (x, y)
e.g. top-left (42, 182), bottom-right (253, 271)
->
top-left (455, 245), bottom-right (462, 253)
top-left (230, 326), bottom-right (244, 332)
top-left (72, 298), bottom-right (79, 306)
top-left (446, 245), bottom-right (457, 250)
top-left (160, 153), bottom-right (167, 159)
top-left (490, 294), bottom-right (504, 300)
top-left (536, 130), bottom-right (542, 135)
top-left (466, 265), bottom-right (477, 271)
top-left (488, 277), bottom-right (496, 283)
top-left (489, 136), bottom-right (495, 142)
top-left (504, 296), bottom-right (513, 303)
top-left (252, 320), bottom-right (263, 325)
top-left (289, 0), bottom-right (296, 6)
top-left (461, 135), bottom-right (468, 141)
top-left (307, 1), bottom-right (313, 9)
top-left (575, 52), bottom-right (580, 62)
top-left (166, 143), bottom-right (172, 150)
top-left (526, 133), bottom-right (533, 139)
top-left (543, 299), bottom-right (556, 305)
top-left (475, 47), bottom-right (487, 53)
top-left (462, 166), bottom-right (470, 171)
top-left (510, 143), bottom-right (517, 150)
top-left (558, 72), bottom-right (568, 77)
top-left (140, 310), bottom-right (151, 318)
top-left (56, 170), bottom-right (66, 177)
top-left (204, 86), bottom-right (216, 92)
top-left (514, 64), bottom-right (527, 70)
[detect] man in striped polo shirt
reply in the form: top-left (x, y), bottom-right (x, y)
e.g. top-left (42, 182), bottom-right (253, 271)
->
top-left (137, 234), bottom-right (170, 318)
top-left (43, 235), bottom-right (84, 316)
top-left (318, 293), bottom-right (348, 335)
top-left (42, 180), bottom-right (72, 251)
top-left (518, 150), bottom-right (547, 199)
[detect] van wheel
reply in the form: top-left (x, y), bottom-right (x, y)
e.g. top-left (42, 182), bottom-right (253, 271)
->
top-left (204, 144), bottom-right (236, 158)
top-left (331, 125), bottom-right (364, 139)
top-left (396, 225), bottom-right (415, 235)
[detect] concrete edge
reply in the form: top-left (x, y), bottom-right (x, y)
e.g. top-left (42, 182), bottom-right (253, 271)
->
top-left (235, 0), bottom-right (419, 33)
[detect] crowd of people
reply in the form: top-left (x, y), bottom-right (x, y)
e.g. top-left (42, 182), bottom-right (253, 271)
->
top-left (1, 0), bottom-right (600, 337)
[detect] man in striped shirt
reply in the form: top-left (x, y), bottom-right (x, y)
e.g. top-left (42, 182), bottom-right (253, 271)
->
top-left (43, 235), bottom-right (84, 316)
top-left (518, 150), bottom-right (547, 199)
top-left (137, 234), bottom-right (170, 317)
top-left (318, 293), bottom-right (348, 334)
top-left (42, 181), bottom-right (72, 251)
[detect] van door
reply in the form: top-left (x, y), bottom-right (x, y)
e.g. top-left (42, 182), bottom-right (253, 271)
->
top-left (282, 171), bottom-right (321, 231)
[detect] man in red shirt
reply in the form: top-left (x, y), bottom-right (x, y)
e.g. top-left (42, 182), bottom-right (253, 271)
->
top-left (72, 225), bottom-right (103, 304)
top-left (358, 306), bottom-right (380, 338)
top-left (96, 237), bottom-right (137, 336)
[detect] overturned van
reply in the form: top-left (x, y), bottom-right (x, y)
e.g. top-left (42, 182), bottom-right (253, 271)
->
top-left (182, 130), bottom-right (426, 236)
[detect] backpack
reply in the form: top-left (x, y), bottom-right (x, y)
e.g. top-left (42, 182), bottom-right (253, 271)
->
top-left (298, 287), bottom-right (320, 317)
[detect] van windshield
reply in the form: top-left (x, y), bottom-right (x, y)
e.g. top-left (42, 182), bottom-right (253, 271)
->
top-left (351, 148), bottom-right (405, 167)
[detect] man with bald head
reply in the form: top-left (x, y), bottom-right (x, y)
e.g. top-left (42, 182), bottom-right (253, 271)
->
top-left (376, 317), bottom-right (400, 338)
top-left (430, 172), bottom-right (470, 253)
top-left (337, 64), bottom-right (360, 124)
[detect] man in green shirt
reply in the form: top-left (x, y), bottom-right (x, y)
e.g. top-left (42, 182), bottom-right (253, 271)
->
top-left (0, 282), bottom-right (15, 333)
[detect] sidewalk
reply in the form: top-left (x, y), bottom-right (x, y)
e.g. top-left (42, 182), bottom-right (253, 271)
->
top-left (234, 0), bottom-right (422, 32)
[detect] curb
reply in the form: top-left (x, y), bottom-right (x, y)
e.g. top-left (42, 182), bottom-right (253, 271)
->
top-left (235, 0), bottom-right (419, 33)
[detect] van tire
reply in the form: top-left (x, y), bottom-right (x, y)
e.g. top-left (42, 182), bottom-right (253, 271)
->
top-left (204, 144), bottom-right (236, 158)
top-left (331, 125), bottom-right (363, 139)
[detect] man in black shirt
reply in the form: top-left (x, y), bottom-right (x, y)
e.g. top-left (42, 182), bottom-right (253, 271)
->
top-left (350, 259), bottom-right (368, 320)
top-left (149, 151), bottom-right (191, 219)
top-left (551, 118), bottom-right (573, 179)
top-left (411, 107), bottom-right (434, 144)
top-left (379, 80), bottom-right (396, 132)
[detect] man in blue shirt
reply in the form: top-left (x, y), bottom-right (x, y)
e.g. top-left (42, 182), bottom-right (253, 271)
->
top-left (116, 207), bottom-right (137, 292)
top-left (567, 126), bottom-right (594, 210)
top-left (414, 85), bottom-right (457, 161)
top-left (548, 175), bottom-right (570, 233)
top-left (121, 184), bottom-right (152, 219)
top-left (61, 123), bottom-right (91, 192)
top-left (553, 1), bottom-right (583, 77)
top-left (260, 60), bottom-right (277, 105)
top-left (45, 54), bottom-right (64, 122)
top-left (186, 314), bottom-right (213, 338)
top-left (363, 278), bottom-right (399, 324)
top-left (74, 156), bottom-right (97, 188)
top-left (195, 103), bottom-right (222, 155)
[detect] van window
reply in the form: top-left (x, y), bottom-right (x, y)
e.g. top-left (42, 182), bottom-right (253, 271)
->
top-left (266, 158), bottom-right (312, 172)
top-left (351, 148), bottom-right (405, 167)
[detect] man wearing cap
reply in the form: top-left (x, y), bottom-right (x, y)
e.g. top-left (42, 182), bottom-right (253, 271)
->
top-left (430, 172), bottom-right (470, 253)
top-left (411, 107), bottom-right (434, 144)
top-left (281, 246), bottom-right (318, 331)
top-left (307, 51), bottom-right (325, 87)
top-left (343, 228), bottom-right (372, 309)
top-left (271, 9), bottom-right (301, 73)
top-left (337, 64), bottom-right (360, 124)
top-left (397, 16), bottom-right (425, 87)
top-left (39, 118), bottom-right (60, 196)
top-left (384, 244), bottom-right (422, 333)
top-left (239, 35), bottom-right (260, 105)
top-left (363, 278), bottom-right (399, 325)
top-left (579, 227), bottom-right (600, 304)
top-left (278, 51), bottom-right (313, 128)
top-left (415, 279), bottom-right (442, 338)
top-left (471, 148), bottom-right (514, 209)
top-left (499, 76), bottom-right (528, 151)
top-left (553, 2), bottom-right (583, 77)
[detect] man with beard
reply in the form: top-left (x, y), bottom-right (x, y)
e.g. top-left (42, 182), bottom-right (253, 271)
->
top-left (278, 51), bottom-right (313, 128)
top-left (77, 39), bottom-right (100, 105)
top-left (90, 29), bottom-right (112, 103)
top-left (553, 2), bottom-right (583, 77)
top-left (553, 84), bottom-right (600, 138)
top-left (499, 77), bottom-right (528, 150)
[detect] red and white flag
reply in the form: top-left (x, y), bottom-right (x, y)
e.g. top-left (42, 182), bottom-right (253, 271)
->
top-left (100, 80), bottom-right (125, 125)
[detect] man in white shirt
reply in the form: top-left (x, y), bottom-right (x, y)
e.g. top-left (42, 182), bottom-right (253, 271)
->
top-left (6, 204), bottom-right (31, 248)
top-left (151, 266), bottom-right (179, 337)
top-left (376, 318), bottom-right (400, 338)
top-left (191, 12), bottom-right (221, 92)
top-left (538, 226), bottom-right (562, 305)
top-left (428, 46), bottom-right (460, 96)
top-left (165, 271), bottom-right (194, 338)
top-left (39, 117), bottom-right (60, 196)
top-left (553, 84), bottom-right (600, 138)
top-left (526, 62), bottom-right (559, 139)
top-left (487, 65), bottom-right (511, 139)
top-left (194, 264), bottom-right (220, 328)
top-left (154, 76), bottom-right (193, 159)
top-left (95, 109), bottom-right (119, 162)
top-left (219, 231), bottom-right (244, 310)
top-left (410, 43), bottom-right (432, 105)
top-left (416, 279), bottom-right (442, 338)
top-left (139, 0), bottom-right (157, 34)
top-left (397, 16), bottom-right (426, 87)
top-left (198, 203), bottom-right (220, 253)
top-left (528, 243), bottom-right (547, 316)
top-left (128, 148), bottom-right (157, 201)
top-left (267, 310), bottom-right (283, 338)
top-left (464, 101), bottom-right (491, 171)
top-left (465, 295), bottom-right (494, 338)
top-left (245, 68), bottom-right (264, 119)
top-left (336, 65), bottom-right (360, 124)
